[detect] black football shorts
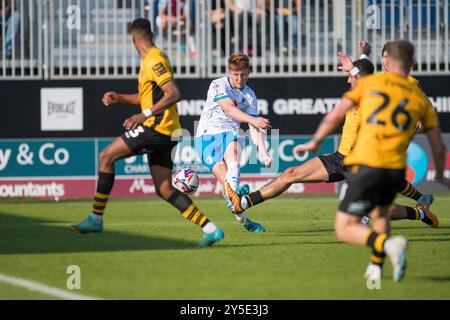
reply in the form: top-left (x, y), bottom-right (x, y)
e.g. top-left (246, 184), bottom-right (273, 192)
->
top-left (339, 165), bottom-right (405, 216)
top-left (120, 125), bottom-right (178, 169)
top-left (318, 151), bottom-right (346, 183)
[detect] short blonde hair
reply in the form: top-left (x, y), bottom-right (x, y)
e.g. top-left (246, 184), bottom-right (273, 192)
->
top-left (228, 52), bottom-right (250, 71)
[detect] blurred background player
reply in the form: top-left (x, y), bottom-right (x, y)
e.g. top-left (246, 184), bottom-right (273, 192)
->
top-left (338, 40), bottom-right (446, 223)
top-left (295, 40), bottom-right (449, 283)
top-left (70, 18), bottom-right (224, 248)
top-left (195, 52), bottom-right (272, 232)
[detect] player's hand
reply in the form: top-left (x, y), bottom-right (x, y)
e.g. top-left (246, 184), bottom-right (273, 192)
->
top-left (261, 152), bottom-right (272, 168)
top-left (415, 121), bottom-right (424, 133)
top-left (294, 139), bottom-right (321, 154)
top-left (123, 113), bottom-right (146, 130)
top-left (251, 117), bottom-right (271, 130)
top-left (102, 91), bottom-right (120, 106)
top-left (337, 52), bottom-right (354, 72)
top-left (357, 40), bottom-right (371, 56)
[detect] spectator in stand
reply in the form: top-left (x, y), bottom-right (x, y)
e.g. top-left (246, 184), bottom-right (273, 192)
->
top-left (269, 0), bottom-right (300, 55)
top-left (0, 0), bottom-right (20, 59)
top-left (155, 0), bottom-right (197, 57)
top-left (226, 0), bottom-right (264, 56)
top-left (211, 0), bottom-right (226, 56)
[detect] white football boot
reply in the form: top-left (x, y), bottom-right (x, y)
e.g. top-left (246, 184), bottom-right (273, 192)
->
top-left (384, 236), bottom-right (408, 282)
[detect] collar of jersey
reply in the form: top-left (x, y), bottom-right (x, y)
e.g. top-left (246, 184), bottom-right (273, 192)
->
top-left (226, 76), bottom-right (245, 92)
top-left (142, 46), bottom-right (157, 60)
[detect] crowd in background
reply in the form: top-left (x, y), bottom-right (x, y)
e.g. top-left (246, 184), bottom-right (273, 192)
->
top-left (146, 0), bottom-right (302, 57)
top-left (0, 0), bottom-right (20, 59)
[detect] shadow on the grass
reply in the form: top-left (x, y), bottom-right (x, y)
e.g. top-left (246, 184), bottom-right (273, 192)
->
top-left (391, 226), bottom-right (450, 231)
top-left (270, 229), bottom-right (335, 235)
top-left (411, 275), bottom-right (450, 282)
top-left (0, 212), bottom-right (197, 254)
top-left (221, 240), bottom-right (341, 248)
top-left (409, 237), bottom-right (450, 242)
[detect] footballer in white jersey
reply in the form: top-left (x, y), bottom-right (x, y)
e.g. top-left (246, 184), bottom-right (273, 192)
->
top-left (196, 75), bottom-right (258, 138)
top-left (194, 53), bottom-right (272, 233)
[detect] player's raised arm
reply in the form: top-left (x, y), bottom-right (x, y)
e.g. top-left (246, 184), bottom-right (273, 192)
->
top-left (295, 97), bottom-right (354, 153)
top-left (357, 40), bottom-right (371, 59)
top-left (102, 91), bottom-right (139, 106)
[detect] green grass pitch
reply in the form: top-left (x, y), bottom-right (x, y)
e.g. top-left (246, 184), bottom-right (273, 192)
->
top-left (1, 194), bottom-right (450, 299)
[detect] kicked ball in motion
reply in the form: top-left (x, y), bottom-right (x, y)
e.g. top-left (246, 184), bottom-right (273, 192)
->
top-left (172, 168), bottom-right (199, 194)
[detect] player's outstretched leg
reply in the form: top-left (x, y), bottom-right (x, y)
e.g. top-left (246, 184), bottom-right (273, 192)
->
top-left (389, 204), bottom-right (439, 228)
top-left (152, 163), bottom-right (224, 247)
top-left (225, 181), bottom-right (265, 233)
top-left (398, 179), bottom-right (434, 209)
top-left (226, 158), bottom-right (329, 214)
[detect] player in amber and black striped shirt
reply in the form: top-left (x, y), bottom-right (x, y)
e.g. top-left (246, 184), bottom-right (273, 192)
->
top-left (70, 18), bottom-right (224, 247)
top-left (296, 40), bottom-right (449, 283)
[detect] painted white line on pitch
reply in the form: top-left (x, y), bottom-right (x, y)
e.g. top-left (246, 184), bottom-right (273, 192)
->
top-left (0, 273), bottom-right (102, 300)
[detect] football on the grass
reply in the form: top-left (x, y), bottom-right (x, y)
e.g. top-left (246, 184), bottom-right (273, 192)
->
top-left (172, 168), bottom-right (199, 193)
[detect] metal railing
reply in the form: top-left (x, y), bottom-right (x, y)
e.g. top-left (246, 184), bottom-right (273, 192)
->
top-left (0, 0), bottom-right (449, 79)
top-left (0, 0), bottom-right (42, 79)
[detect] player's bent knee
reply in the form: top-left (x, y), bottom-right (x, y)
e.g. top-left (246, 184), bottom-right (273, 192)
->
top-left (99, 149), bottom-right (115, 166)
top-left (279, 167), bottom-right (297, 184)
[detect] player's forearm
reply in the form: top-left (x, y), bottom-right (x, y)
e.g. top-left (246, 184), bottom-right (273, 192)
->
top-left (118, 94), bottom-right (139, 105)
top-left (431, 142), bottom-right (446, 181)
top-left (313, 114), bottom-right (341, 143)
top-left (426, 128), bottom-right (447, 181)
top-left (433, 148), bottom-right (446, 181)
top-left (145, 91), bottom-right (180, 116)
top-left (222, 105), bottom-right (255, 124)
top-left (250, 125), bottom-right (269, 155)
top-left (314, 100), bottom-right (350, 143)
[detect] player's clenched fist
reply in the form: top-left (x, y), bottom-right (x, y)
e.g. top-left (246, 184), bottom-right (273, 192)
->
top-left (294, 139), bottom-right (321, 154)
top-left (102, 91), bottom-right (120, 106)
top-left (357, 40), bottom-right (371, 56)
top-left (251, 117), bottom-right (271, 129)
top-left (123, 113), bottom-right (146, 130)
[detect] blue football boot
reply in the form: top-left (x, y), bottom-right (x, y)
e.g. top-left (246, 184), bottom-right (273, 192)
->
top-left (242, 218), bottom-right (266, 233)
top-left (70, 216), bottom-right (103, 234)
top-left (197, 228), bottom-right (224, 247)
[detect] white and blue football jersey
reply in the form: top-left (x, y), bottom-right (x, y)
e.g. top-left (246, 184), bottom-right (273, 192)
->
top-left (195, 76), bottom-right (258, 137)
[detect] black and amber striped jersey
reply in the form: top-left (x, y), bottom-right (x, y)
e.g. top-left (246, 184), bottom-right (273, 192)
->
top-left (138, 47), bottom-right (181, 136)
top-left (343, 72), bottom-right (439, 169)
top-left (337, 75), bottom-right (433, 156)
top-left (338, 106), bottom-right (360, 156)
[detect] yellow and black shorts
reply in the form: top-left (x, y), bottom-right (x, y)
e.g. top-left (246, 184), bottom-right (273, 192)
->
top-left (339, 165), bottom-right (405, 216)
